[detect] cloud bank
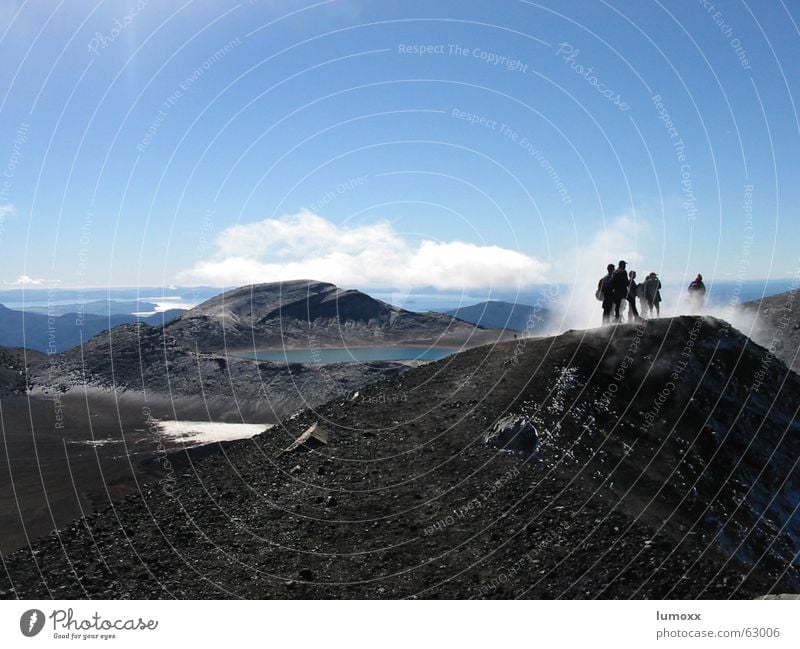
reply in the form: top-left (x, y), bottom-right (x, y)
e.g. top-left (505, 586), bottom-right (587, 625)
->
top-left (3, 274), bottom-right (47, 287)
top-left (179, 210), bottom-right (549, 290)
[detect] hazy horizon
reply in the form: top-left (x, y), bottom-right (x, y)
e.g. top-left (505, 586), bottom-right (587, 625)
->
top-left (1, 276), bottom-right (794, 316)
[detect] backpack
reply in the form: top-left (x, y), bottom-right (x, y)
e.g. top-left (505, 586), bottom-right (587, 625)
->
top-left (688, 280), bottom-right (705, 293)
top-left (596, 275), bottom-right (611, 301)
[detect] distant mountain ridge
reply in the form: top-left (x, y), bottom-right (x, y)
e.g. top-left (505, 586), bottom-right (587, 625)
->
top-left (165, 279), bottom-right (506, 351)
top-left (443, 300), bottom-right (551, 333)
top-left (0, 304), bottom-right (185, 353)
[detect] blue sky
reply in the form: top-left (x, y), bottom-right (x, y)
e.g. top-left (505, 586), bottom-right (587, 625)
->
top-left (0, 0), bottom-right (798, 291)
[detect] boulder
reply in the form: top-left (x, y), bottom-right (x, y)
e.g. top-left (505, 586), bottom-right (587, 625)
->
top-left (281, 422), bottom-right (329, 453)
top-left (485, 416), bottom-right (538, 456)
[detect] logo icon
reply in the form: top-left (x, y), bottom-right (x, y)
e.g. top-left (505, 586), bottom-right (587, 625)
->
top-left (20, 609), bottom-right (45, 637)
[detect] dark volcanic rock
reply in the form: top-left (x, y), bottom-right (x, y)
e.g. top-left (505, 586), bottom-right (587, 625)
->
top-left (486, 416), bottom-right (538, 456)
top-left (740, 289), bottom-right (800, 373)
top-left (0, 346), bottom-right (44, 396)
top-left (2, 282), bottom-right (501, 555)
top-left (2, 316), bottom-right (798, 599)
top-left (28, 321), bottom-right (410, 418)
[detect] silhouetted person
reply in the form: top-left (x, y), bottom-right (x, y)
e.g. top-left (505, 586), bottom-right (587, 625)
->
top-left (611, 260), bottom-right (629, 322)
top-left (688, 273), bottom-right (706, 311)
top-left (626, 270), bottom-right (641, 322)
top-left (598, 263), bottom-right (615, 324)
top-left (643, 272), bottom-right (662, 317)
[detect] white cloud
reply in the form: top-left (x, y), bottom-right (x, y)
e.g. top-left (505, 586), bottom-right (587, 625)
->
top-left (0, 203), bottom-right (16, 220)
top-left (178, 210), bottom-right (549, 290)
top-left (4, 274), bottom-right (47, 287)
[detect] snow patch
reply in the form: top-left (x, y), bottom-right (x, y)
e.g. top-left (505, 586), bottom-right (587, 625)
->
top-left (156, 420), bottom-right (271, 446)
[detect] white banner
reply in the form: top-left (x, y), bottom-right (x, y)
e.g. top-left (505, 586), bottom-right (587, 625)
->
top-left (1, 599), bottom-right (798, 648)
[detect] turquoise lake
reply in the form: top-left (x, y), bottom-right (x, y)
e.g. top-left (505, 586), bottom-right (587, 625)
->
top-left (233, 346), bottom-right (459, 364)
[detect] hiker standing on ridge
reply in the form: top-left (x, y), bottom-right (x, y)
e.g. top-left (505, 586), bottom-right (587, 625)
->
top-left (611, 260), bottom-right (630, 323)
top-left (597, 263), bottom-right (615, 324)
top-left (643, 272), bottom-right (662, 317)
top-left (688, 273), bottom-right (706, 311)
top-left (626, 270), bottom-right (641, 322)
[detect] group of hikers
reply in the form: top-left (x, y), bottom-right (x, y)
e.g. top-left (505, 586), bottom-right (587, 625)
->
top-left (597, 260), bottom-right (706, 324)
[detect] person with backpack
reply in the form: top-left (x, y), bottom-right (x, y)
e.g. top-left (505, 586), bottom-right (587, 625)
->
top-left (643, 272), bottom-right (662, 317)
top-left (687, 273), bottom-right (706, 311)
top-left (626, 270), bottom-right (641, 322)
top-left (611, 260), bottom-right (630, 323)
top-left (597, 263), bottom-right (615, 324)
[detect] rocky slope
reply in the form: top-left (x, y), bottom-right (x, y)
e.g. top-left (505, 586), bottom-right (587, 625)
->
top-left (2, 316), bottom-right (797, 599)
top-left (0, 282), bottom-right (506, 555)
top-left (0, 346), bottom-right (45, 396)
top-left (35, 321), bottom-right (407, 417)
top-left (740, 289), bottom-right (800, 373)
top-left (16, 280), bottom-right (505, 416)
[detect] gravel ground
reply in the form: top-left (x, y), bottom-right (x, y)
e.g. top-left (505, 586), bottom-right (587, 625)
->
top-left (2, 316), bottom-right (798, 599)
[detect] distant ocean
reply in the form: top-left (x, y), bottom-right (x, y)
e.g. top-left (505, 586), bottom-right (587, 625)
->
top-left (373, 279), bottom-right (797, 312)
top-left (664, 279), bottom-right (797, 308)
